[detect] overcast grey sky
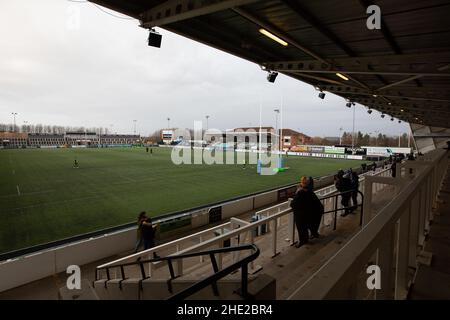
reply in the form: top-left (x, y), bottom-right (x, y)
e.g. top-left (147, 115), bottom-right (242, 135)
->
top-left (0, 0), bottom-right (409, 137)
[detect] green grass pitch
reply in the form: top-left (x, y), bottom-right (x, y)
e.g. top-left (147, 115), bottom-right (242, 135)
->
top-left (0, 147), bottom-right (367, 253)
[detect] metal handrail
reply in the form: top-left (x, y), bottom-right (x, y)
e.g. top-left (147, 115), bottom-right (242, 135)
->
top-left (319, 189), bottom-right (365, 229)
top-left (95, 244), bottom-right (260, 300)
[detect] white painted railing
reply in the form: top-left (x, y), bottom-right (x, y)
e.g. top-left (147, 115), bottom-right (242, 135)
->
top-left (287, 149), bottom-right (448, 300)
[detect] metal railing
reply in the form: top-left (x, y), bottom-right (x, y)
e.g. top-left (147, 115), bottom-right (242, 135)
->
top-left (321, 190), bottom-right (365, 229)
top-left (95, 244), bottom-right (260, 300)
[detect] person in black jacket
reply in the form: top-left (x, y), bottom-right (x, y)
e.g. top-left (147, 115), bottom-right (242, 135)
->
top-left (335, 170), bottom-right (352, 216)
top-left (138, 213), bottom-right (160, 258)
top-left (290, 176), bottom-right (324, 248)
top-left (350, 171), bottom-right (359, 213)
top-left (391, 159), bottom-right (397, 178)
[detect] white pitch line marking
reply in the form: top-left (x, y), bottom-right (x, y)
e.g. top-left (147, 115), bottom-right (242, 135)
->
top-left (16, 185), bottom-right (21, 196)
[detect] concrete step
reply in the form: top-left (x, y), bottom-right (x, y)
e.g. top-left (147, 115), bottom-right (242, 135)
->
top-left (424, 239), bottom-right (450, 276)
top-left (432, 213), bottom-right (450, 225)
top-left (427, 224), bottom-right (450, 242)
top-left (93, 273), bottom-right (267, 300)
top-left (410, 265), bottom-right (450, 300)
top-left (59, 279), bottom-right (99, 300)
top-left (262, 234), bottom-right (349, 299)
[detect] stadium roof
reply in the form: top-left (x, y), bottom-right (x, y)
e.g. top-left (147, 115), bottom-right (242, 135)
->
top-left (89, 0), bottom-right (450, 129)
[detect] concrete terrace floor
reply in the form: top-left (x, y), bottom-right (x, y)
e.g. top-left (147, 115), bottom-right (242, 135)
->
top-left (0, 181), bottom-right (397, 300)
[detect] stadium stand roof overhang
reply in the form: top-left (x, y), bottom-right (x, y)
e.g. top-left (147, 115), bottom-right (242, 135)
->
top-left (89, 0), bottom-right (450, 130)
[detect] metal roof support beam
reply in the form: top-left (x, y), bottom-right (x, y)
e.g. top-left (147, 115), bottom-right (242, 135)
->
top-left (281, 0), bottom-right (356, 56)
top-left (286, 72), bottom-right (362, 87)
top-left (353, 98), bottom-right (449, 110)
top-left (263, 52), bottom-right (450, 77)
top-left (378, 64), bottom-right (450, 90)
top-left (317, 85), bottom-right (450, 102)
top-left (140, 0), bottom-right (262, 28)
top-left (232, 7), bottom-right (370, 90)
top-left (318, 85), bottom-right (450, 98)
top-left (231, 7), bottom-right (327, 64)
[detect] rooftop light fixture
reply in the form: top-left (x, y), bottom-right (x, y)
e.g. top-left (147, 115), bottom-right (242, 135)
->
top-left (266, 71), bottom-right (278, 83)
top-left (259, 29), bottom-right (288, 46)
top-left (336, 72), bottom-right (349, 81)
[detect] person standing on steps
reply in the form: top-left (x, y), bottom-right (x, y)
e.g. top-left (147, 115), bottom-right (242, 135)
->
top-left (290, 176), bottom-right (323, 248)
top-left (135, 212), bottom-right (160, 258)
top-left (335, 170), bottom-right (352, 216)
top-left (350, 170), bottom-right (360, 213)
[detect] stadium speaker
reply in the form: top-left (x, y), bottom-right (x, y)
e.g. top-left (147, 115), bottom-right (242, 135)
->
top-left (318, 92), bottom-right (325, 99)
top-left (267, 71), bottom-right (278, 83)
top-left (148, 29), bottom-right (162, 48)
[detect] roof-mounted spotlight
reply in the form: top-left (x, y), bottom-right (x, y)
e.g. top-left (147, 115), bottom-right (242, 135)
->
top-left (391, 117), bottom-right (394, 121)
top-left (148, 28), bottom-right (162, 48)
top-left (266, 71), bottom-right (278, 83)
top-left (381, 114), bottom-right (385, 118)
top-left (346, 102), bottom-right (352, 108)
top-left (367, 108), bottom-right (373, 114)
top-left (398, 120), bottom-right (402, 124)
top-left (318, 92), bottom-right (326, 99)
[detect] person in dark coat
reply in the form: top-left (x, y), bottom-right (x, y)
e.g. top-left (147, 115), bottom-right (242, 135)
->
top-left (134, 212), bottom-right (147, 253)
top-left (350, 171), bottom-right (359, 213)
top-left (290, 177), bottom-right (324, 248)
top-left (136, 212), bottom-right (160, 258)
top-left (307, 176), bottom-right (314, 192)
top-left (391, 159), bottom-right (397, 178)
top-left (335, 170), bottom-right (352, 216)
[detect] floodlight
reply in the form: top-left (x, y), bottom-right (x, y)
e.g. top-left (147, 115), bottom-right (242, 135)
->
top-left (267, 71), bottom-right (278, 83)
